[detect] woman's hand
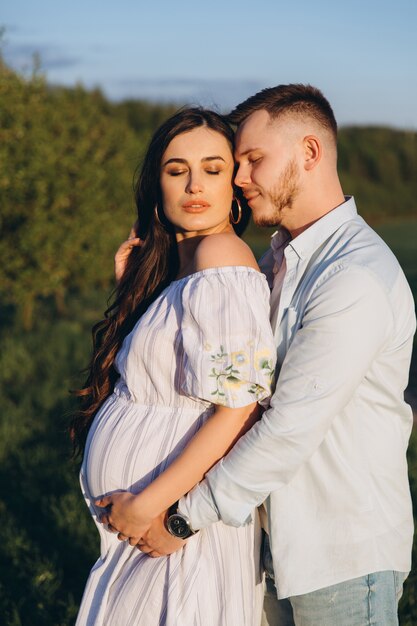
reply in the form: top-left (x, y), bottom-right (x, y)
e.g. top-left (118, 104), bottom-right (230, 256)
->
top-left (115, 222), bottom-right (142, 284)
top-left (95, 491), bottom-right (152, 542)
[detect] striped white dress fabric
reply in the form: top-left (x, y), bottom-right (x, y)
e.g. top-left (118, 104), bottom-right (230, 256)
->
top-left (76, 267), bottom-right (276, 626)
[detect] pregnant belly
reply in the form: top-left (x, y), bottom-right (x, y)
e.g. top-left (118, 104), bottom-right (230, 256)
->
top-left (84, 393), bottom-right (210, 499)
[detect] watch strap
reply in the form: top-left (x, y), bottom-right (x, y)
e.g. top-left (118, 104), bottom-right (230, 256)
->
top-left (168, 500), bottom-right (179, 517)
top-left (165, 501), bottom-right (199, 539)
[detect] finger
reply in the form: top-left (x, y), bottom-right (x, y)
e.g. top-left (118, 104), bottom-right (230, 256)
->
top-left (138, 539), bottom-right (160, 551)
top-left (130, 220), bottom-right (139, 238)
top-left (107, 523), bottom-right (118, 534)
top-left (135, 543), bottom-right (161, 557)
top-left (128, 536), bottom-right (140, 547)
top-left (95, 496), bottom-right (112, 508)
top-left (117, 533), bottom-right (129, 541)
top-left (128, 225), bottom-right (137, 239)
top-left (136, 544), bottom-right (153, 554)
top-left (137, 536), bottom-right (154, 548)
top-left (127, 237), bottom-right (142, 246)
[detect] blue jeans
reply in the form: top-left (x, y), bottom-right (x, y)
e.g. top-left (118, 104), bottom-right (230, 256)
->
top-left (261, 538), bottom-right (407, 626)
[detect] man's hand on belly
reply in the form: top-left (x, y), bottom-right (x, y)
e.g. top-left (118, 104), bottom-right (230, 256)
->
top-left (95, 493), bottom-right (185, 556)
top-left (135, 512), bottom-right (187, 557)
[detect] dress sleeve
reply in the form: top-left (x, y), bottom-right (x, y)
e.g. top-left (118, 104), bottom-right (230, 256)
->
top-left (180, 268), bottom-right (276, 408)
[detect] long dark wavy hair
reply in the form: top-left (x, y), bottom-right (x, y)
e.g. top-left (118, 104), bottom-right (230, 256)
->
top-left (70, 108), bottom-right (250, 455)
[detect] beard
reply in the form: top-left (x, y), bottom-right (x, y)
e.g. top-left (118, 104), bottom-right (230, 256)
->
top-left (252, 158), bottom-right (300, 227)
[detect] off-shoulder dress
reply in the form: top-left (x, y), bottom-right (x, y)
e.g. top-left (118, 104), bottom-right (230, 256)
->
top-left (76, 267), bottom-right (276, 626)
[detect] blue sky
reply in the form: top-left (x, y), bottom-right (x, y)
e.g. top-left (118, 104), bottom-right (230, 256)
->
top-left (2, 0), bottom-right (417, 128)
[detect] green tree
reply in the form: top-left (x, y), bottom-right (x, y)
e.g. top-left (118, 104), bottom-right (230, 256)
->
top-left (338, 127), bottom-right (417, 219)
top-left (0, 60), bottom-right (139, 328)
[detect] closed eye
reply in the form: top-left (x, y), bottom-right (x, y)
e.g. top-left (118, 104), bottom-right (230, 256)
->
top-left (167, 170), bottom-right (187, 176)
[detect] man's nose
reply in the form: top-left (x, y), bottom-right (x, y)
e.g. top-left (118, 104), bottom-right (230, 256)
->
top-left (234, 164), bottom-right (250, 187)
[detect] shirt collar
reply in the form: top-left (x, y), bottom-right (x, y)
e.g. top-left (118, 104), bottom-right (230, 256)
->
top-left (270, 196), bottom-right (358, 263)
top-left (270, 226), bottom-right (291, 264)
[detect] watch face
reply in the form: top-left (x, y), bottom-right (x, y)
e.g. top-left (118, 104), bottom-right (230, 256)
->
top-left (167, 514), bottom-right (191, 539)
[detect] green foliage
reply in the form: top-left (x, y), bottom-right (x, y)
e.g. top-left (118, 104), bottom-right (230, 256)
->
top-left (338, 127), bottom-right (417, 219)
top-left (114, 99), bottom-right (178, 143)
top-left (0, 303), bottom-right (98, 625)
top-left (0, 60), bottom-right (139, 328)
top-left (0, 56), bottom-right (416, 624)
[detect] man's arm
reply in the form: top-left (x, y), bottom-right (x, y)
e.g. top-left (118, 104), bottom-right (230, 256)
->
top-left (180, 265), bottom-right (394, 528)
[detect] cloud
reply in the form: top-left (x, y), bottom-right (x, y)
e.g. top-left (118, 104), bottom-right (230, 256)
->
top-left (108, 77), bottom-right (266, 110)
top-left (3, 42), bottom-right (81, 71)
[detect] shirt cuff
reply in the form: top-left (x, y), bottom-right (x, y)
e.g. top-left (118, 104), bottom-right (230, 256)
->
top-left (178, 481), bottom-right (221, 530)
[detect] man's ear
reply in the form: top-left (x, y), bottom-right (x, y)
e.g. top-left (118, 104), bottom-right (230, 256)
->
top-left (303, 135), bottom-right (321, 171)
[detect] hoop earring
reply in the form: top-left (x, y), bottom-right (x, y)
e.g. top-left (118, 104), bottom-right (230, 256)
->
top-left (154, 204), bottom-right (163, 225)
top-left (230, 198), bottom-right (242, 225)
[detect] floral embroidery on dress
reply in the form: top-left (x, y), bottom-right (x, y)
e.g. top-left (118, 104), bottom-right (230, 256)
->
top-left (231, 351), bottom-right (249, 367)
top-left (248, 351), bottom-right (275, 397)
top-left (254, 350), bottom-right (275, 381)
top-left (209, 345), bottom-right (274, 403)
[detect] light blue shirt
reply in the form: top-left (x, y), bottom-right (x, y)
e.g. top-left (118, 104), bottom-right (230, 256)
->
top-left (179, 197), bottom-right (416, 598)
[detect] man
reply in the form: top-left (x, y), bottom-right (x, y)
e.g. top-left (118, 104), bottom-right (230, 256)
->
top-left (108, 85), bottom-right (416, 625)
top-left (175, 84), bottom-right (415, 625)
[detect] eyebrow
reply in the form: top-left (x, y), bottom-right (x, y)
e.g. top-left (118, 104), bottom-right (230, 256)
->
top-left (162, 156), bottom-right (226, 166)
top-left (235, 147), bottom-right (261, 158)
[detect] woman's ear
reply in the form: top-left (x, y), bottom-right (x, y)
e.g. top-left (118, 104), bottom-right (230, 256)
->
top-left (303, 135), bottom-right (321, 171)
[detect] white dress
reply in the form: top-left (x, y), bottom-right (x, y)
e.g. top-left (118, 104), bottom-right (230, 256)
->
top-left (76, 267), bottom-right (276, 626)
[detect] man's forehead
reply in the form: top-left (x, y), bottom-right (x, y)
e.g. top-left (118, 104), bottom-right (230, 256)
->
top-left (235, 109), bottom-right (279, 153)
top-left (237, 109), bottom-right (271, 135)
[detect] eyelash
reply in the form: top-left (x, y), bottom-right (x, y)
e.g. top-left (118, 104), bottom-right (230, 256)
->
top-left (168, 170), bottom-right (221, 176)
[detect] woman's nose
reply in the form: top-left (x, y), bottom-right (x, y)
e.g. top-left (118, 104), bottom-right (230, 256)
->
top-left (185, 173), bottom-right (203, 194)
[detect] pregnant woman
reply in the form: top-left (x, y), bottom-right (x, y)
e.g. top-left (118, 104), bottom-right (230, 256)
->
top-left (71, 108), bottom-right (276, 626)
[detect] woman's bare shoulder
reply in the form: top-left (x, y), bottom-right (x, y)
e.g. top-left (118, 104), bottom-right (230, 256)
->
top-left (194, 232), bottom-right (259, 272)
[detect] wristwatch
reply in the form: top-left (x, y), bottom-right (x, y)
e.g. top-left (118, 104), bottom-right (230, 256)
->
top-left (165, 501), bottom-right (198, 539)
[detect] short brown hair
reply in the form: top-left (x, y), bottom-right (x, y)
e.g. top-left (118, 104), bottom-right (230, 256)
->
top-left (227, 84), bottom-right (337, 139)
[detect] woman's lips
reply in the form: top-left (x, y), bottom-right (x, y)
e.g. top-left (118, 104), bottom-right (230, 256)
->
top-left (182, 200), bottom-right (211, 213)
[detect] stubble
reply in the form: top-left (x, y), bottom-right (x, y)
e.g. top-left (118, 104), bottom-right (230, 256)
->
top-left (253, 158), bottom-right (300, 227)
